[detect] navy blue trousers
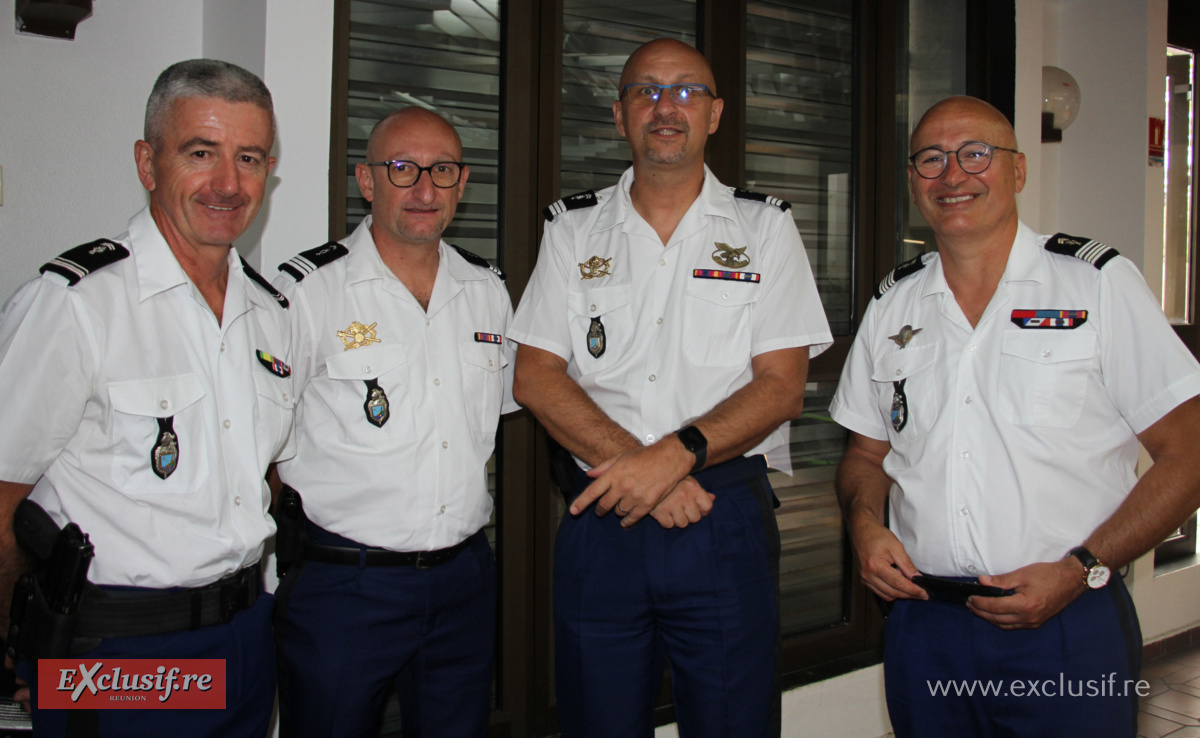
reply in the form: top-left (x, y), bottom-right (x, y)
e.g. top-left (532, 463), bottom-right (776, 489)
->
top-left (274, 525), bottom-right (495, 738)
top-left (554, 455), bottom-right (781, 738)
top-left (25, 590), bottom-right (276, 738)
top-left (884, 575), bottom-right (1142, 738)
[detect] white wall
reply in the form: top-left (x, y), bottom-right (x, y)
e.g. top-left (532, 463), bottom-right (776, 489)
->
top-left (0, 1), bottom-right (202, 302)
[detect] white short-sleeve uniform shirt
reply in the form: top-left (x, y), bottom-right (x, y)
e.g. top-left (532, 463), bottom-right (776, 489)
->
top-left (273, 217), bottom-right (517, 552)
top-left (511, 166), bottom-right (832, 467)
top-left (830, 223), bottom-right (1200, 576)
top-left (0, 207), bottom-right (295, 588)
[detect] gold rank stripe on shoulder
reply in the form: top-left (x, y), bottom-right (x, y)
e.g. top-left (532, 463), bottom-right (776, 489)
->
top-left (40, 239), bottom-right (130, 285)
top-left (1045, 233), bottom-right (1119, 269)
top-left (874, 253), bottom-right (930, 300)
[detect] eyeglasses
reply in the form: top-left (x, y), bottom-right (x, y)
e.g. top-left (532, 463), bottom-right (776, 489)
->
top-left (908, 142), bottom-right (1020, 179)
top-left (365, 160), bottom-right (466, 188)
top-left (620, 83), bottom-right (714, 106)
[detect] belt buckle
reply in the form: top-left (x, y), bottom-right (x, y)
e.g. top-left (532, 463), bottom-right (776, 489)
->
top-left (414, 551), bottom-right (433, 570)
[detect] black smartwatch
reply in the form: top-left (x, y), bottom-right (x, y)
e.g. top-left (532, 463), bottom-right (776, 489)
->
top-left (1069, 546), bottom-right (1111, 589)
top-left (676, 425), bottom-right (708, 475)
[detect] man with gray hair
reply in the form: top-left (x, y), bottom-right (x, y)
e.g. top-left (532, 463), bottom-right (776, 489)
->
top-left (0, 58), bottom-right (290, 737)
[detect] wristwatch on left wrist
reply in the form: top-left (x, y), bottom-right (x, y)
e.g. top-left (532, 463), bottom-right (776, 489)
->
top-left (676, 425), bottom-right (708, 475)
top-left (1069, 546), bottom-right (1111, 589)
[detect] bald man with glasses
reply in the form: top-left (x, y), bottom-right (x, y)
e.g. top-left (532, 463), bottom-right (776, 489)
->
top-left (271, 107), bottom-right (517, 738)
top-left (832, 95), bottom-right (1200, 737)
top-left (511, 38), bottom-right (831, 738)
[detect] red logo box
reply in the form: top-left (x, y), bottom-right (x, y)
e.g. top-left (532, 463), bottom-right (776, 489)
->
top-left (38, 659), bottom-right (226, 709)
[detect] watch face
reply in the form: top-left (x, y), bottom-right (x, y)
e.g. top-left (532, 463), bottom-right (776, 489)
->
top-left (1087, 565), bottom-right (1111, 589)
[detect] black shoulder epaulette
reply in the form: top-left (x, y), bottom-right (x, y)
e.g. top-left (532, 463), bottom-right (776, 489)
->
top-left (1045, 233), bottom-right (1119, 269)
top-left (874, 254), bottom-right (928, 300)
top-left (732, 188), bottom-right (792, 212)
top-left (544, 190), bottom-right (598, 222)
top-left (278, 242), bottom-right (350, 282)
top-left (39, 239), bottom-right (130, 285)
top-left (452, 245), bottom-right (506, 281)
top-left (241, 258), bottom-right (288, 309)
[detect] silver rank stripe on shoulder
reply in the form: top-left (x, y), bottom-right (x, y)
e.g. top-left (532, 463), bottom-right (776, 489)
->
top-left (44, 256), bottom-right (92, 282)
top-left (1066, 239), bottom-right (1112, 266)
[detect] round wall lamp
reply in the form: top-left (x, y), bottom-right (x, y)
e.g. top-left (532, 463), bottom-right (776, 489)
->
top-left (1042, 66), bottom-right (1081, 142)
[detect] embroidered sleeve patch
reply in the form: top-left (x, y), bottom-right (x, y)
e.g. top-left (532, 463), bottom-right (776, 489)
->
top-left (692, 269), bottom-right (761, 283)
top-left (1010, 309), bottom-right (1088, 329)
top-left (474, 332), bottom-right (503, 344)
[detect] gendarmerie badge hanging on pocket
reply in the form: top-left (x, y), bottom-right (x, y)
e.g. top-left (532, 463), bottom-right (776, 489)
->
top-left (363, 378), bottom-right (390, 427)
top-left (587, 317), bottom-right (606, 358)
top-left (152, 416), bottom-right (179, 479)
top-left (891, 379), bottom-right (909, 433)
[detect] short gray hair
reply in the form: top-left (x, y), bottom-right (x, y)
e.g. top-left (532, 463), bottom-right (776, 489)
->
top-left (144, 59), bottom-right (275, 148)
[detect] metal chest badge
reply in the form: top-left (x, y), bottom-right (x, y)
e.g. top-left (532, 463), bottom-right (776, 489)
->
top-left (578, 256), bottom-right (612, 280)
top-left (363, 378), bottom-right (390, 427)
top-left (338, 321), bottom-right (381, 350)
top-left (587, 318), bottom-right (606, 358)
top-left (712, 242), bottom-right (750, 269)
top-left (151, 417), bottom-right (179, 479)
top-left (887, 325), bottom-right (921, 432)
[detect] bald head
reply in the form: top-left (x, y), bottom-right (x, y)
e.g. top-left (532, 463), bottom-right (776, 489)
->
top-left (366, 107), bottom-right (463, 163)
top-left (911, 96), bottom-right (1018, 154)
top-left (618, 38), bottom-right (717, 95)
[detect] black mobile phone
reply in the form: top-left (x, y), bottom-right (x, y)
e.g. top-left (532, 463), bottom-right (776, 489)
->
top-left (911, 575), bottom-right (1015, 604)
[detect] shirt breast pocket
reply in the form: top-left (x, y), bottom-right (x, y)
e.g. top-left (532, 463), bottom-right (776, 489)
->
top-left (999, 330), bottom-right (1096, 428)
top-left (682, 278), bottom-right (758, 367)
top-left (870, 342), bottom-right (940, 442)
top-left (107, 374), bottom-right (209, 494)
top-left (325, 344), bottom-right (414, 443)
top-left (253, 370), bottom-right (294, 461)
top-left (567, 285), bottom-right (632, 372)
top-left (460, 341), bottom-right (506, 438)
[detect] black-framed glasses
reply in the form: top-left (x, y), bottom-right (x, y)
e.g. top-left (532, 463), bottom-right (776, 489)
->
top-left (619, 83), bottom-right (714, 106)
top-left (908, 142), bottom-right (1020, 179)
top-left (365, 160), bottom-right (466, 188)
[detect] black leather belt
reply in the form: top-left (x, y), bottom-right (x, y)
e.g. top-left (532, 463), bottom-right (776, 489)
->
top-left (75, 563), bottom-right (261, 639)
top-left (303, 537), bottom-right (471, 569)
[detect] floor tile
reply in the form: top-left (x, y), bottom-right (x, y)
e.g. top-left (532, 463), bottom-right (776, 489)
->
top-left (1148, 690), bottom-right (1200, 721)
top-left (1143, 703), bottom-right (1200, 727)
top-left (1142, 711), bottom-right (1189, 738)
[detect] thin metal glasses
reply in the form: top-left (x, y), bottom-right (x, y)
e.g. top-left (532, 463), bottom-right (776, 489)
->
top-left (908, 142), bottom-right (1020, 179)
top-left (365, 160), bottom-right (466, 188)
top-left (620, 83), bottom-right (714, 105)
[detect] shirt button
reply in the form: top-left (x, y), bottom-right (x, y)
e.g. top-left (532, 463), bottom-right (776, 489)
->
top-left (646, 434), bottom-right (656, 443)
top-left (656, 317), bottom-right (663, 325)
top-left (895, 369), bottom-right (902, 376)
top-left (439, 505), bottom-right (447, 514)
top-left (722, 291), bottom-right (730, 300)
top-left (442, 441), bottom-right (449, 449)
top-left (649, 374), bottom-right (657, 382)
top-left (960, 507), bottom-right (969, 516)
top-left (223, 419), bottom-right (232, 429)
top-left (364, 364), bottom-right (373, 374)
top-left (960, 450), bottom-right (970, 459)
top-left (967, 565), bottom-right (978, 574)
top-left (234, 496), bottom-right (242, 506)
top-left (1042, 349), bottom-right (1051, 358)
top-left (964, 396), bottom-right (973, 404)
top-left (220, 342), bottom-right (226, 353)
top-left (282, 393), bottom-right (290, 403)
top-left (488, 359), bottom-right (494, 367)
top-left (968, 344), bottom-right (977, 351)
top-left (590, 304), bottom-right (597, 313)
top-left (659, 258), bottom-right (667, 266)
top-left (434, 378), bottom-right (441, 386)
top-left (160, 400), bottom-right (169, 410)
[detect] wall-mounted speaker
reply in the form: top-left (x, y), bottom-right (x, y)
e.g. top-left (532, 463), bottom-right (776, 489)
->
top-left (15, 0), bottom-right (92, 39)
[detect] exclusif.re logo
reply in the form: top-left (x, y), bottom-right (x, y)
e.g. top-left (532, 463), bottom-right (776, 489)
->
top-left (38, 659), bottom-right (226, 710)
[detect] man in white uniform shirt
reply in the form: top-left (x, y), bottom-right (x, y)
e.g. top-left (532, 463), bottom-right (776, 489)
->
top-left (831, 96), bottom-right (1200, 737)
top-left (511, 39), bottom-right (832, 738)
top-left (0, 59), bottom-right (290, 737)
top-left (272, 107), bottom-right (516, 738)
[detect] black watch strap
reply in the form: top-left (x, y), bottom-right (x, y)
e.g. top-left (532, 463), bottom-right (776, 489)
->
top-left (676, 425), bottom-right (708, 475)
